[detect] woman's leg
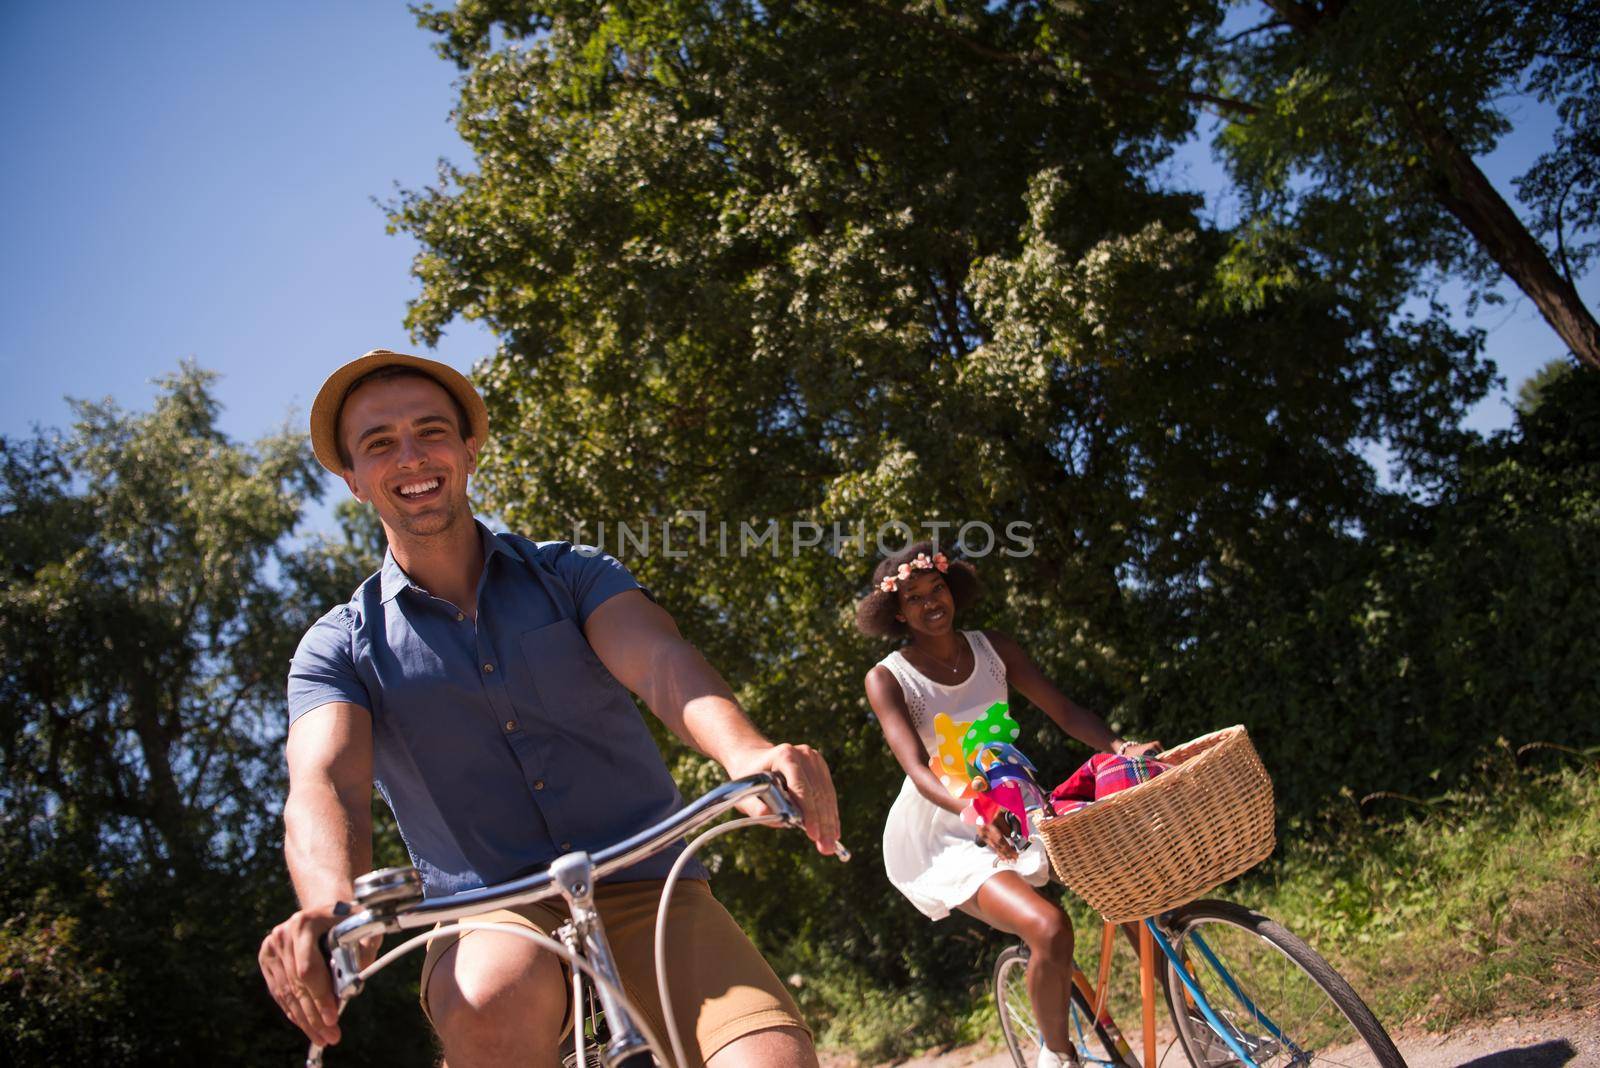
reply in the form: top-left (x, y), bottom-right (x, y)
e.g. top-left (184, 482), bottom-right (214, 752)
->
top-left (960, 872), bottom-right (1076, 1055)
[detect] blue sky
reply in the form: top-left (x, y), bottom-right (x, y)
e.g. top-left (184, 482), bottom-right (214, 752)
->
top-left (3, 3), bottom-right (1594, 536)
top-left (0, 4), bottom-right (492, 457)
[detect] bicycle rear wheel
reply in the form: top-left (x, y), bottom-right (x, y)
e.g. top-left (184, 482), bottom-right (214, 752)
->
top-left (994, 945), bottom-right (1132, 1068)
top-left (1158, 900), bottom-right (1405, 1068)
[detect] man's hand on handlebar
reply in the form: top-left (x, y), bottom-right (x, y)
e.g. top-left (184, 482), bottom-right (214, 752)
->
top-left (259, 902), bottom-right (358, 1047)
top-left (723, 742), bottom-right (841, 855)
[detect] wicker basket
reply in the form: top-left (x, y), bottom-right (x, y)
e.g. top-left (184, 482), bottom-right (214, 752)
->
top-left (1033, 726), bottom-right (1275, 923)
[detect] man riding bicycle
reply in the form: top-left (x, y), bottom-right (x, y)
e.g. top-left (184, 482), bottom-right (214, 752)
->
top-left (257, 349), bottom-right (840, 1068)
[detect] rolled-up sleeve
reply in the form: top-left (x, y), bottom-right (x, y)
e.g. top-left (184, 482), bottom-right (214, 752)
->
top-left (287, 605), bottom-right (371, 726)
top-left (555, 545), bottom-right (654, 624)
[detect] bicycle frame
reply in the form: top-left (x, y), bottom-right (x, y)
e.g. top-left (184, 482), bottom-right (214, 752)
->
top-left (313, 772), bottom-right (843, 1068)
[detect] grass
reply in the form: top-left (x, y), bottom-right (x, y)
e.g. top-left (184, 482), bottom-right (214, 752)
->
top-left (808, 747), bottom-right (1600, 1063)
top-left (1240, 748), bottom-right (1600, 1033)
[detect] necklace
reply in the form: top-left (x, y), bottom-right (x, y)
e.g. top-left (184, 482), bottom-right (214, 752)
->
top-left (918, 640), bottom-right (967, 677)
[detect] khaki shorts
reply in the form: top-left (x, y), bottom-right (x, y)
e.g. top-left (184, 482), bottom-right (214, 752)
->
top-left (418, 878), bottom-right (807, 1066)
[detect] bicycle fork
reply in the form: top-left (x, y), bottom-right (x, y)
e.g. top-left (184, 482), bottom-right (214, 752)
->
top-left (551, 852), bottom-right (653, 1068)
top-left (1144, 919), bottom-right (1301, 1068)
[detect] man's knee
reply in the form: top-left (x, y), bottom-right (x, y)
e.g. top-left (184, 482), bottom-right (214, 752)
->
top-left (426, 931), bottom-right (566, 1059)
top-left (706, 1024), bottom-right (818, 1068)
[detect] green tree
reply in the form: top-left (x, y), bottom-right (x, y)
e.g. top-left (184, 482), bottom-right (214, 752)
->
top-left (393, 2), bottom-right (1505, 1047)
top-left (0, 366), bottom-right (423, 1065)
top-left (882, 1), bottom-right (1599, 367)
top-left (1129, 358), bottom-right (1600, 817)
top-left (1179, 0), bottom-right (1597, 367)
top-left (0, 365), bottom-right (319, 877)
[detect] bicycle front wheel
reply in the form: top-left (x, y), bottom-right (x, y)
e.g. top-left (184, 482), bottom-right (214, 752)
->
top-left (1159, 900), bottom-right (1405, 1068)
top-left (994, 944), bottom-right (1131, 1068)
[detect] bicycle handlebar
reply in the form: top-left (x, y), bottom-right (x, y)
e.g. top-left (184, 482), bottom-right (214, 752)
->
top-left (321, 772), bottom-right (837, 990)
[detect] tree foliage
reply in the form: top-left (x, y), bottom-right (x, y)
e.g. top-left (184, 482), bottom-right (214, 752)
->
top-left (0, 367), bottom-right (424, 1065)
top-left (1, 366), bottom-right (316, 876)
top-left (820, 1), bottom-right (1600, 366)
top-left (1130, 358), bottom-right (1600, 818)
top-left (1123, 0), bottom-right (1600, 368)
top-left (1515, 4), bottom-right (1600, 286)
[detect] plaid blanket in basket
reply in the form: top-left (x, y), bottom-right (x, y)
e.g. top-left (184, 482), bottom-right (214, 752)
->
top-left (1047, 753), bottom-right (1171, 815)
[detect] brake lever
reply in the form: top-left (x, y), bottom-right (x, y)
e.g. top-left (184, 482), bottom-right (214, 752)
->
top-left (307, 869), bottom-right (425, 1066)
top-left (764, 772), bottom-right (851, 863)
top-left (304, 1000), bottom-right (349, 1068)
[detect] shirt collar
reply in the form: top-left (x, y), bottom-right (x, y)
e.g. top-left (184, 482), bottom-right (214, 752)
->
top-left (378, 521), bottom-right (520, 603)
top-left (480, 521), bottom-right (522, 566)
top-left (378, 548), bottom-right (413, 603)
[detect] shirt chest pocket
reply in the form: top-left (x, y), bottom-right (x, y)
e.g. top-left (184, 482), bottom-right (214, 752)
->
top-left (517, 617), bottom-right (632, 727)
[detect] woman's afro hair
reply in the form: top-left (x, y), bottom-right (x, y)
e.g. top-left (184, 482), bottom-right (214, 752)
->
top-left (855, 540), bottom-right (982, 638)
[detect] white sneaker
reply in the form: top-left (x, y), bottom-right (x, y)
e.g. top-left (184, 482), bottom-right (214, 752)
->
top-left (1035, 1047), bottom-right (1079, 1068)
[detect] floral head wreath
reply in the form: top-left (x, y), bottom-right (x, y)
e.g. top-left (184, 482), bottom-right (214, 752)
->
top-left (878, 551), bottom-right (949, 593)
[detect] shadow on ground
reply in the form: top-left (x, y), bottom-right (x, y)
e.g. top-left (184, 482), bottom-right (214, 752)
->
top-left (1454, 1039), bottom-right (1578, 1068)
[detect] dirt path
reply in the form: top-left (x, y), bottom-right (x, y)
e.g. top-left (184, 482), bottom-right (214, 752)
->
top-left (827, 1006), bottom-right (1600, 1067)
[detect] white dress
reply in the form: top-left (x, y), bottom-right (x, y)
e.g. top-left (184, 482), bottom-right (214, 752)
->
top-left (879, 630), bottom-right (1050, 920)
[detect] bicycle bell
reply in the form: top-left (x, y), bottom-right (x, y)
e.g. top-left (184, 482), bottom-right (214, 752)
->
top-left (352, 866), bottom-right (424, 914)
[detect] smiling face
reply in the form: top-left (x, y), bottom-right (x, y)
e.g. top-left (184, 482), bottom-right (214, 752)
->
top-left (894, 569), bottom-right (957, 637)
top-left (337, 374), bottom-right (479, 542)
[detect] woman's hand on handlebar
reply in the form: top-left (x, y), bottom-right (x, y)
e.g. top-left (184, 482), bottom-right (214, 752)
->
top-left (976, 822), bottom-right (1020, 862)
top-left (259, 903), bottom-right (349, 1047)
top-left (723, 742), bottom-right (842, 855)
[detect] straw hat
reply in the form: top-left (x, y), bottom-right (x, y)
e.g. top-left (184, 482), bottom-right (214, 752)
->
top-left (309, 349), bottom-right (489, 474)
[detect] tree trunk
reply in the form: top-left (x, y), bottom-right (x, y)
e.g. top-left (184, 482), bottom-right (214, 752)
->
top-left (1264, 0), bottom-right (1600, 370)
top-left (129, 689), bottom-right (203, 878)
top-left (1410, 107), bottom-right (1600, 371)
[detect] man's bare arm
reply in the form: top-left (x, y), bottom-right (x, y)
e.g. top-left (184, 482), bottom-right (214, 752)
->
top-left (584, 590), bottom-right (841, 853)
top-left (260, 702), bottom-right (374, 1047)
top-left (283, 702), bottom-right (375, 904)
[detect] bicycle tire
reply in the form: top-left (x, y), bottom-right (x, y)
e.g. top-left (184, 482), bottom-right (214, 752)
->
top-left (994, 944), bottom-right (1133, 1068)
top-left (1158, 900), bottom-right (1406, 1068)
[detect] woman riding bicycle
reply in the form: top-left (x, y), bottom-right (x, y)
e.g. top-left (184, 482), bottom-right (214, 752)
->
top-left (858, 542), bottom-right (1158, 1068)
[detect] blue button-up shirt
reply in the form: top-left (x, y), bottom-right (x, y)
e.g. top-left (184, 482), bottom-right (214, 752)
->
top-left (287, 523), bottom-right (704, 898)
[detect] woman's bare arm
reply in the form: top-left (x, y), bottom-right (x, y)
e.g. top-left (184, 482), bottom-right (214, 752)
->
top-left (864, 665), bottom-right (966, 815)
top-left (984, 631), bottom-right (1126, 752)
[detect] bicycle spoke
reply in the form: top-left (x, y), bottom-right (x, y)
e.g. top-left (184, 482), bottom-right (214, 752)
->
top-left (996, 947), bottom-right (1135, 1068)
top-left (1008, 988), bottom-right (1041, 1044)
top-left (997, 951), bottom-right (1044, 1065)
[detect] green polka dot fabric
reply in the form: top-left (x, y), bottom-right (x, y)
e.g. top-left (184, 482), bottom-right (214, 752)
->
top-left (961, 701), bottom-right (1021, 752)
